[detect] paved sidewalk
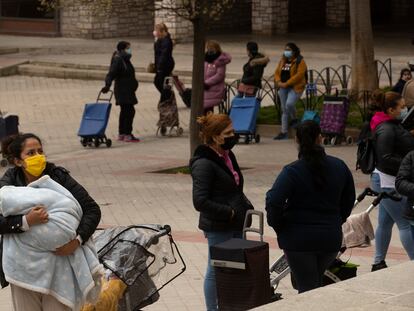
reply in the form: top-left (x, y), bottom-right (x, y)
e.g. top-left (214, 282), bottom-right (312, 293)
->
top-left (0, 75), bottom-right (411, 310)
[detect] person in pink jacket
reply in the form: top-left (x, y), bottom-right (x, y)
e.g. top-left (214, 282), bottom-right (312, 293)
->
top-left (204, 40), bottom-right (232, 114)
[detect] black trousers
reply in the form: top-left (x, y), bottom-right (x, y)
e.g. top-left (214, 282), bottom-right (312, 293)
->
top-left (119, 105), bottom-right (135, 135)
top-left (284, 250), bottom-right (337, 293)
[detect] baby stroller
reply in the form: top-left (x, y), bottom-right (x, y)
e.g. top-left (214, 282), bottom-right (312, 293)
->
top-left (87, 224), bottom-right (186, 311)
top-left (269, 188), bottom-right (402, 291)
top-left (320, 90), bottom-right (353, 146)
top-left (156, 78), bottom-right (184, 137)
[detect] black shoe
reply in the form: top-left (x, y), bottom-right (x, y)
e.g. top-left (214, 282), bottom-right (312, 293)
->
top-left (273, 132), bottom-right (288, 140)
top-left (371, 260), bottom-right (387, 272)
top-left (160, 126), bottom-right (167, 136)
top-left (289, 118), bottom-right (300, 128)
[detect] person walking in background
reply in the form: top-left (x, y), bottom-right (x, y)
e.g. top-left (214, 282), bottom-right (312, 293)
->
top-left (102, 41), bottom-right (140, 142)
top-left (153, 23), bottom-right (175, 101)
top-left (266, 121), bottom-right (355, 293)
top-left (190, 113), bottom-right (253, 310)
top-left (238, 41), bottom-right (269, 96)
top-left (273, 42), bottom-right (307, 140)
top-left (203, 40), bottom-right (231, 114)
top-left (370, 91), bottom-right (414, 271)
top-left (392, 68), bottom-right (412, 94)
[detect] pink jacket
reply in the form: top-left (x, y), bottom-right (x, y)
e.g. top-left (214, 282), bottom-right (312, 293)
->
top-left (204, 52), bottom-right (232, 109)
top-left (370, 111), bottom-right (392, 131)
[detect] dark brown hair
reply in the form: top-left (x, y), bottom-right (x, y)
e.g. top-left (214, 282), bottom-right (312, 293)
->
top-left (197, 113), bottom-right (232, 145)
top-left (3, 133), bottom-right (42, 161)
top-left (373, 90), bottom-right (403, 113)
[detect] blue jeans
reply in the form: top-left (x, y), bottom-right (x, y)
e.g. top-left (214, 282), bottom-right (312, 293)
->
top-left (203, 230), bottom-right (242, 311)
top-left (371, 173), bottom-right (414, 263)
top-left (278, 87), bottom-right (302, 133)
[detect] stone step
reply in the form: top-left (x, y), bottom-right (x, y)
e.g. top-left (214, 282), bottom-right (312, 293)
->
top-left (0, 48), bottom-right (19, 55)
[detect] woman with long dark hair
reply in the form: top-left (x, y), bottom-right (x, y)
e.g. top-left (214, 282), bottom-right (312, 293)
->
top-left (370, 91), bottom-right (414, 271)
top-left (266, 121), bottom-right (355, 293)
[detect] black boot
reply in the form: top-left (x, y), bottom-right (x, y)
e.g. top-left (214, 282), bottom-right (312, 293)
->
top-left (371, 260), bottom-right (387, 272)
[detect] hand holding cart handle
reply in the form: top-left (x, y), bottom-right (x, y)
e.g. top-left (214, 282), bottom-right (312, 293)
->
top-left (243, 210), bottom-right (264, 242)
top-left (366, 190), bottom-right (402, 214)
top-left (356, 187), bottom-right (379, 204)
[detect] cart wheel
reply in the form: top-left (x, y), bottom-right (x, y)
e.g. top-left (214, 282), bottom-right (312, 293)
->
top-left (161, 126), bottom-right (167, 136)
top-left (106, 139), bottom-right (112, 148)
top-left (322, 137), bottom-right (329, 145)
top-left (330, 136), bottom-right (337, 146)
top-left (346, 136), bottom-right (354, 145)
top-left (244, 136), bottom-right (250, 144)
top-left (255, 134), bottom-right (261, 143)
top-left (0, 159), bottom-right (8, 167)
top-left (81, 138), bottom-right (88, 147)
top-left (177, 127), bottom-right (184, 136)
top-left (94, 139), bottom-right (100, 148)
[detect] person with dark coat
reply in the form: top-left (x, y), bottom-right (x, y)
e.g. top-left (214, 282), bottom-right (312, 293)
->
top-left (0, 133), bottom-right (101, 309)
top-left (190, 113), bottom-right (253, 311)
top-left (369, 91), bottom-right (414, 272)
top-left (239, 41), bottom-right (269, 93)
top-left (153, 23), bottom-right (175, 99)
top-left (102, 41), bottom-right (140, 142)
top-left (396, 151), bottom-right (414, 231)
top-left (391, 68), bottom-right (412, 94)
top-left (266, 121), bottom-right (355, 293)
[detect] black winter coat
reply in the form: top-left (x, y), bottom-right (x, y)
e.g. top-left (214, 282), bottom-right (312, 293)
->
top-left (266, 155), bottom-right (355, 252)
top-left (154, 34), bottom-right (175, 74)
top-left (105, 51), bottom-right (138, 106)
top-left (190, 145), bottom-right (253, 232)
top-left (241, 53), bottom-right (269, 89)
top-left (0, 162), bottom-right (101, 287)
top-left (391, 79), bottom-right (407, 94)
top-left (395, 151), bottom-right (414, 220)
top-left (374, 120), bottom-right (414, 176)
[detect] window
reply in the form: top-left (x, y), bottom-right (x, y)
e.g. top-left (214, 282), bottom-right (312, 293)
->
top-left (1, 0), bottom-right (54, 19)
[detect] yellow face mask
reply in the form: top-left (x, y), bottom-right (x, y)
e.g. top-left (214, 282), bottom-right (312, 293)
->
top-left (24, 154), bottom-right (46, 177)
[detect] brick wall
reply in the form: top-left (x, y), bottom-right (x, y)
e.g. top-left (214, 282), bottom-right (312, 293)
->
top-left (61, 0), bottom-right (154, 39)
top-left (252, 0), bottom-right (288, 35)
top-left (326, 0), bottom-right (349, 28)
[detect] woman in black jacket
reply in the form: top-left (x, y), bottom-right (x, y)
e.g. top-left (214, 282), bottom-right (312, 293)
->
top-left (391, 68), bottom-right (412, 94)
top-left (266, 121), bottom-right (355, 293)
top-left (102, 41), bottom-right (140, 142)
top-left (370, 91), bottom-right (414, 271)
top-left (190, 113), bottom-right (253, 311)
top-left (153, 23), bottom-right (175, 101)
top-left (0, 133), bottom-right (101, 309)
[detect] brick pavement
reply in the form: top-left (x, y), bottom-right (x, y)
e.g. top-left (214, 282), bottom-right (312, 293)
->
top-left (0, 76), bottom-right (411, 310)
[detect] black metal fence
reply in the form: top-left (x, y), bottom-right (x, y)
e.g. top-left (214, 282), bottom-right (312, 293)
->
top-left (223, 58), bottom-right (393, 123)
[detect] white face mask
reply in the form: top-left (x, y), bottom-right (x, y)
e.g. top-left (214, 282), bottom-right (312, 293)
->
top-left (399, 107), bottom-right (409, 120)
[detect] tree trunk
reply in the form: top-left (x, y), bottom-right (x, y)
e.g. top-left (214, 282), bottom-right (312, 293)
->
top-left (350, 0), bottom-right (378, 95)
top-left (189, 16), bottom-right (206, 156)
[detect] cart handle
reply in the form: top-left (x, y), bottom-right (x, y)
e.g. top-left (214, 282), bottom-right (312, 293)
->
top-left (243, 210), bottom-right (264, 242)
top-left (97, 90), bottom-right (113, 103)
top-left (145, 225), bottom-right (171, 248)
top-left (366, 191), bottom-right (402, 214)
top-left (356, 187), bottom-right (379, 203)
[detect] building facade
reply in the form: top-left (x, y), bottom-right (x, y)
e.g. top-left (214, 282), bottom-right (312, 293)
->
top-left (0, 0), bottom-right (412, 39)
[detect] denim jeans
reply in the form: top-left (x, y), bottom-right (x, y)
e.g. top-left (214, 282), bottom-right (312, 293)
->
top-left (278, 87), bottom-right (302, 133)
top-left (284, 250), bottom-right (337, 293)
top-left (203, 230), bottom-right (242, 311)
top-left (371, 173), bottom-right (414, 263)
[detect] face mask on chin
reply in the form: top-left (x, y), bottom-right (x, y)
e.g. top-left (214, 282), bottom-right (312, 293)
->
top-left (23, 154), bottom-right (46, 177)
top-left (398, 107), bottom-right (409, 120)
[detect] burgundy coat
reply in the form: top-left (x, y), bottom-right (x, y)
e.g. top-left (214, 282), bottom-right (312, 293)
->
top-left (204, 52), bottom-right (232, 109)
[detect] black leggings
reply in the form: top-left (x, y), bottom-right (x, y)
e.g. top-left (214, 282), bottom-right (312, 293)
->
top-left (284, 250), bottom-right (337, 293)
top-left (119, 105), bottom-right (135, 135)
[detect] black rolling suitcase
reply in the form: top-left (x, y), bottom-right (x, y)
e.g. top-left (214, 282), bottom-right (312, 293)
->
top-left (210, 211), bottom-right (272, 310)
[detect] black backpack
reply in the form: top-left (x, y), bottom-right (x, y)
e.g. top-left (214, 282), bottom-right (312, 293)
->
top-left (356, 121), bottom-right (376, 174)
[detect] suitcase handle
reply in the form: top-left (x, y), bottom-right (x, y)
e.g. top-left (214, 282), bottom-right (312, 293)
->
top-left (97, 90), bottom-right (113, 103)
top-left (243, 210), bottom-right (264, 242)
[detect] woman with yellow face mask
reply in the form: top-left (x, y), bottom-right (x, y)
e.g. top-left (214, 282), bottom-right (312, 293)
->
top-left (0, 133), bottom-right (101, 311)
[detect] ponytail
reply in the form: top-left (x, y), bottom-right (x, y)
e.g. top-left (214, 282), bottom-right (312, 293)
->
top-left (296, 121), bottom-right (327, 188)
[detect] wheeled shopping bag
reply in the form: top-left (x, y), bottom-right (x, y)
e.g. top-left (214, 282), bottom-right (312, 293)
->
top-left (77, 91), bottom-right (112, 148)
top-left (229, 95), bottom-right (261, 144)
top-left (210, 211), bottom-right (272, 310)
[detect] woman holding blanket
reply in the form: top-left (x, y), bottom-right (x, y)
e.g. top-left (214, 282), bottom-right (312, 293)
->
top-left (0, 133), bottom-right (102, 311)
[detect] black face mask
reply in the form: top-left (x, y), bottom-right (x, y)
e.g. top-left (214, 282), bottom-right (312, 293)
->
top-left (221, 135), bottom-right (238, 150)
